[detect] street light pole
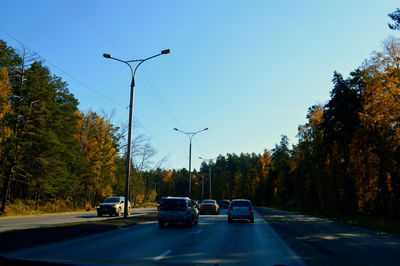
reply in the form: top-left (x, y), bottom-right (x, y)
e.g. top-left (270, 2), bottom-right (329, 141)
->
top-left (197, 172), bottom-right (205, 200)
top-left (174, 128), bottom-right (208, 197)
top-left (202, 173), bottom-right (204, 200)
top-left (104, 49), bottom-right (170, 218)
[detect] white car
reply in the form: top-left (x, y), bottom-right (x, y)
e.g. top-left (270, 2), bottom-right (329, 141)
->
top-left (228, 199), bottom-right (254, 223)
top-left (97, 196), bottom-right (130, 217)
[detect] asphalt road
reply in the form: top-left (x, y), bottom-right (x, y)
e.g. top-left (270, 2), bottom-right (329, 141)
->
top-left (0, 207), bottom-right (157, 232)
top-left (4, 209), bottom-right (305, 265)
top-left (256, 207), bottom-right (400, 266)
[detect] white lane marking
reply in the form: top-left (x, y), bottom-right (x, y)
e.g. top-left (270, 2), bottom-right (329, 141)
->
top-left (196, 229), bottom-right (203, 234)
top-left (153, 249), bottom-right (172, 261)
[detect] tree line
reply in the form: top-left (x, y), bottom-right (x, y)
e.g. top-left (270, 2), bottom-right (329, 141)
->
top-left (0, 40), bottom-right (159, 213)
top-left (1, 10), bottom-right (399, 218)
top-left (155, 37), bottom-right (400, 219)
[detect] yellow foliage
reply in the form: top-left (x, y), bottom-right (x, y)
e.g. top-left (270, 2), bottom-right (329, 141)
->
top-left (163, 170), bottom-right (173, 183)
top-left (0, 68), bottom-right (12, 142)
top-left (260, 151), bottom-right (272, 178)
top-left (148, 189), bottom-right (157, 201)
top-left (76, 110), bottom-right (119, 202)
top-left (361, 37), bottom-right (400, 144)
top-left (349, 129), bottom-right (380, 214)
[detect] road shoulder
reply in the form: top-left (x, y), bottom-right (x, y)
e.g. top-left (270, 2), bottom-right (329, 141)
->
top-left (256, 207), bottom-right (400, 266)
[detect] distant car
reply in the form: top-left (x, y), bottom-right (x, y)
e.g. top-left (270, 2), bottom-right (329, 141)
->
top-left (219, 200), bottom-right (231, 208)
top-left (158, 197), bottom-right (199, 228)
top-left (97, 196), bottom-right (130, 217)
top-left (199, 199), bottom-right (220, 215)
top-left (228, 199), bottom-right (254, 223)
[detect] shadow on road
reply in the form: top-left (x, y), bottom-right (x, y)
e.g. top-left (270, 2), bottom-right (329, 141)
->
top-left (76, 215), bottom-right (103, 219)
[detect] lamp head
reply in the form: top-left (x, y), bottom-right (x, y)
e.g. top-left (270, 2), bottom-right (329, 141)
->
top-left (173, 128), bottom-right (178, 131)
top-left (103, 53), bottom-right (112, 58)
top-left (204, 128), bottom-right (209, 131)
top-left (161, 49), bottom-right (170, 55)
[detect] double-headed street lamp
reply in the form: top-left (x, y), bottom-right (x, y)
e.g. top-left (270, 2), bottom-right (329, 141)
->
top-left (104, 49), bottom-right (170, 218)
top-left (174, 127), bottom-right (208, 197)
top-left (199, 157), bottom-right (216, 199)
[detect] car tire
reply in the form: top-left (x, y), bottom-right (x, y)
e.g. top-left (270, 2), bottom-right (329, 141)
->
top-left (186, 217), bottom-right (193, 228)
top-left (97, 213), bottom-right (102, 217)
top-left (250, 218), bottom-right (254, 223)
top-left (228, 217), bottom-right (232, 223)
top-left (158, 220), bottom-right (165, 228)
top-left (200, 211), bottom-right (203, 215)
top-left (194, 216), bottom-right (199, 225)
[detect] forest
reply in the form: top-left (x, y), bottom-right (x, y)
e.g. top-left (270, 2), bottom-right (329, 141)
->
top-left (0, 40), bottom-right (161, 213)
top-left (1, 10), bottom-right (399, 220)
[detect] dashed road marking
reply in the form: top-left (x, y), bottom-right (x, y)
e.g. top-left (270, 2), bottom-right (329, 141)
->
top-left (196, 229), bottom-right (203, 234)
top-left (153, 250), bottom-right (172, 261)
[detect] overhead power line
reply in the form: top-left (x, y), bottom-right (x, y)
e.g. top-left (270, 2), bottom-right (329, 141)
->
top-left (0, 26), bottom-right (126, 109)
top-left (0, 26), bottom-right (186, 159)
top-left (63, 0), bottom-right (186, 130)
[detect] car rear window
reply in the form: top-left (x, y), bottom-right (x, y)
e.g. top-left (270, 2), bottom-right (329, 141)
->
top-left (203, 200), bottom-right (216, 204)
top-left (162, 199), bottom-right (188, 210)
top-left (231, 201), bottom-right (250, 206)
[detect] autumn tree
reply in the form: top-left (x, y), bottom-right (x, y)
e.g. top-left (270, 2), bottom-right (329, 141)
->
top-left (388, 8), bottom-right (400, 31)
top-left (359, 37), bottom-right (400, 217)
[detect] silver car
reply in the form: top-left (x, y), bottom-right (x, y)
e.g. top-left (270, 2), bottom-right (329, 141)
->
top-left (158, 197), bottom-right (199, 228)
top-left (199, 199), bottom-right (220, 215)
top-left (228, 199), bottom-right (254, 223)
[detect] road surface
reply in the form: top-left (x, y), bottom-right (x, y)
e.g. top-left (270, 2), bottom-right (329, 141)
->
top-left (3, 209), bottom-right (305, 265)
top-left (0, 207), bottom-right (157, 232)
top-left (257, 207), bottom-right (400, 266)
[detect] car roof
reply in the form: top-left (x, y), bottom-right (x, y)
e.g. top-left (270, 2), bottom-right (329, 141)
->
top-left (163, 197), bottom-right (190, 200)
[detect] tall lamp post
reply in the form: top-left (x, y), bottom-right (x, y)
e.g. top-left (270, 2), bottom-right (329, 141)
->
top-left (199, 157), bottom-right (215, 199)
top-left (174, 128), bottom-right (208, 197)
top-left (104, 49), bottom-right (170, 218)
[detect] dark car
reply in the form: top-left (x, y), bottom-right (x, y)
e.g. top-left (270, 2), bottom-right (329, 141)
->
top-left (158, 197), bottom-right (199, 228)
top-left (157, 197), bottom-right (168, 208)
top-left (219, 200), bottom-right (231, 208)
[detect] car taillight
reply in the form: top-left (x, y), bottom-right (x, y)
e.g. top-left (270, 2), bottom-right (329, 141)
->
top-left (249, 207), bottom-right (254, 211)
top-left (201, 204), bottom-right (204, 208)
top-left (158, 207), bottom-right (162, 211)
top-left (228, 207), bottom-right (232, 211)
top-left (185, 208), bottom-right (189, 212)
top-left (212, 205), bottom-right (216, 208)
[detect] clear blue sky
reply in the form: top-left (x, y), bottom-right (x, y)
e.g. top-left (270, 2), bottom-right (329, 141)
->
top-left (1, 0), bottom-right (398, 170)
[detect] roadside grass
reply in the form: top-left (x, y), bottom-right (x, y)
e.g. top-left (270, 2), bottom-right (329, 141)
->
top-left (0, 213), bottom-right (157, 254)
top-left (1, 200), bottom-right (158, 217)
top-left (263, 204), bottom-right (400, 236)
top-left (132, 201), bottom-right (158, 208)
top-left (336, 214), bottom-right (400, 236)
top-left (1, 200), bottom-right (88, 216)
